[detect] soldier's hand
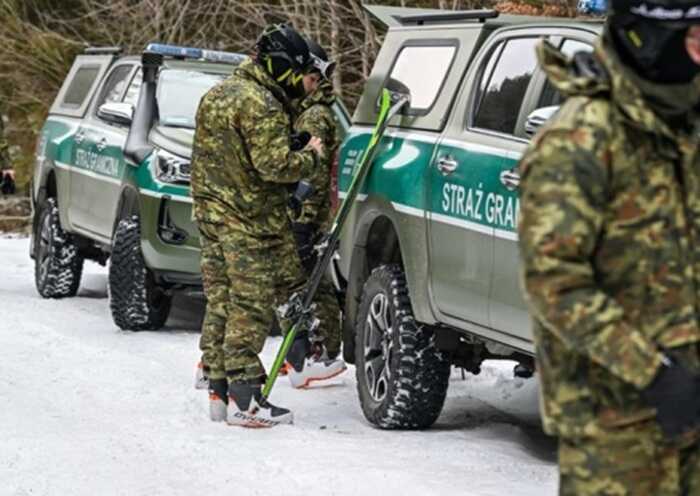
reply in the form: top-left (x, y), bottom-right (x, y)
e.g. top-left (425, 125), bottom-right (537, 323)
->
top-left (640, 359), bottom-right (700, 439)
top-left (306, 136), bottom-right (324, 158)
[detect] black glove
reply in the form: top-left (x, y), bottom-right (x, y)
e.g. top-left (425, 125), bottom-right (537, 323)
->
top-left (288, 180), bottom-right (314, 220)
top-left (640, 360), bottom-right (700, 439)
top-left (290, 131), bottom-right (311, 152)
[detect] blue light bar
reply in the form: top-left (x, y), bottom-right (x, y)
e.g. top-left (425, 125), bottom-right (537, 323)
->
top-left (577, 0), bottom-right (607, 15)
top-left (201, 49), bottom-right (248, 65)
top-left (145, 43), bottom-right (247, 65)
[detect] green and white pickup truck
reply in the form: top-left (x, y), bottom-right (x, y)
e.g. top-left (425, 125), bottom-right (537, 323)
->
top-left (336, 6), bottom-right (602, 429)
top-left (30, 45), bottom-right (247, 330)
top-left (31, 43), bottom-right (350, 332)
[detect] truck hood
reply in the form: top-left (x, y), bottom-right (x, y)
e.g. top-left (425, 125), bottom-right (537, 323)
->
top-left (149, 125), bottom-right (194, 159)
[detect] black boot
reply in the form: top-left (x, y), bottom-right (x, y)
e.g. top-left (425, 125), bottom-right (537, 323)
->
top-left (227, 382), bottom-right (293, 428)
top-left (208, 378), bottom-right (228, 422)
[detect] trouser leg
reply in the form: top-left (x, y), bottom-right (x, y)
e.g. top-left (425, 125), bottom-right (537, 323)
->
top-left (312, 279), bottom-right (341, 358)
top-left (198, 223), bottom-right (228, 381)
top-left (558, 425), bottom-right (682, 496)
top-left (289, 225), bottom-right (341, 357)
top-left (223, 238), bottom-right (279, 384)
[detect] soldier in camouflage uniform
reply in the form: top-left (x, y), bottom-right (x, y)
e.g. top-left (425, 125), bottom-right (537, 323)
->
top-left (281, 39), bottom-right (346, 388)
top-left (291, 40), bottom-right (340, 272)
top-left (191, 24), bottom-right (329, 427)
top-left (0, 112), bottom-right (15, 195)
top-left (518, 1), bottom-right (700, 493)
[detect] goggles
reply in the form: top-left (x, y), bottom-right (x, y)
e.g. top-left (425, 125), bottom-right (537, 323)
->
top-left (310, 53), bottom-right (336, 80)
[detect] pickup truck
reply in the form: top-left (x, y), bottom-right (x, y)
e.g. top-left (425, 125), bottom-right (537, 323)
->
top-left (31, 43), bottom-right (350, 332)
top-left (336, 5), bottom-right (602, 429)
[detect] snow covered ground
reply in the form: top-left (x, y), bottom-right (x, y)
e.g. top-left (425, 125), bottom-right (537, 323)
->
top-left (0, 236), bottom-right (558, 496)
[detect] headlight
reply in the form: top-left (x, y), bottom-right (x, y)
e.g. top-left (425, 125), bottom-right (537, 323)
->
top-left (155, 150), bottom-right (191, 184)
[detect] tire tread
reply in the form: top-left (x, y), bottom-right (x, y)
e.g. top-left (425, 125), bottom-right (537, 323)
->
top-left (355, 264), bottom-right (450, 429)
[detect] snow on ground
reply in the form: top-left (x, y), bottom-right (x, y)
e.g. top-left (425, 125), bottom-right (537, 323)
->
top-left (0, 236), bottom-right (558, 496)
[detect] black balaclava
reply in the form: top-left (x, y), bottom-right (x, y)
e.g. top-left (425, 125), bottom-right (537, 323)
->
top-left (609, 15), bottom-right (700, 84)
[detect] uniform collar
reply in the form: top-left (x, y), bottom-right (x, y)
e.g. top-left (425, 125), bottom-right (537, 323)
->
top-left (236, 58), bottom-right (290, 107)
top-left (297, 81), bottom-right (335, 113)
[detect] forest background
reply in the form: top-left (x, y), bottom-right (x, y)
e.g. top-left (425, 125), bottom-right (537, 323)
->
top-left (0, 0), bottom-right (580, 191)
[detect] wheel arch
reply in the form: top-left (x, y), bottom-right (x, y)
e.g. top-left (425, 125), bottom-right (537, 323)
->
top-left (30, 169), bottom-right (58, 260)
top-left (112, 185), bottom-right (141, 239)
top-left (342, 210), bottom-right (403, 364)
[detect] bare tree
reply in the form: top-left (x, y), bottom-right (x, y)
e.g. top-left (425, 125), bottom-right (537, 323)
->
top-left (0, 0), bottom-right (579, 191)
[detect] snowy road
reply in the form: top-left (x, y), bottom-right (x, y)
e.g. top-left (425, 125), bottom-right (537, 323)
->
top-left (0, 236), bottom-right (558, 496)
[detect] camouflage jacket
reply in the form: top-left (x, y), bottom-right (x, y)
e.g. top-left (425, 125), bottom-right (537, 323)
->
top-left (190, 59), bottom-right (317, 245)
top-left (292, 81), bottom-right (338, 228)
top-left (518, 38), bottom-right (700, 439)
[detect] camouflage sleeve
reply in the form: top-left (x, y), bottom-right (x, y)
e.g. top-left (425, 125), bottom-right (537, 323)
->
top-left (294, 105), bottom-right (336, 224)
top-left (239, 91), bottom-right (315, 184)
top-left (518, 126), bottom-right (664, 390)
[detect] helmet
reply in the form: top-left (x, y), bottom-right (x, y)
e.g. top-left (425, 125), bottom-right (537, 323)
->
top-left (306, 38), bottom-right (336, 81)
top-left (607, 0), bottom-right (700, 83)
top-left (256, 24), bottom-right (312, 99)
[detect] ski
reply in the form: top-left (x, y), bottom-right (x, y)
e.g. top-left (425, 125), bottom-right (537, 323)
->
top-left (261, 86), bottom-right (410, 402)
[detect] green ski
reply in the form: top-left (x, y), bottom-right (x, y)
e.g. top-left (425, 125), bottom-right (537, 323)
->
top-left (261, 86), bottom-right (410, 402)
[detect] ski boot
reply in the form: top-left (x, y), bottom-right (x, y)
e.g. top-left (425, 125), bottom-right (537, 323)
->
top-left (208, 378), bottom-right (228, 422)
top-left (285, 335), bottom-right (346, 389)
top-left (227, 382), bottom-right (293, 428)
top-left (194, 361), bottom-right (209, 390)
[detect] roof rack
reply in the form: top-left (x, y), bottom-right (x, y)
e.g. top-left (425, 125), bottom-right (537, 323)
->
top-left (396, 9), bottom-right (499, 25)
top-left (83, 46), bottom-right (123, 55)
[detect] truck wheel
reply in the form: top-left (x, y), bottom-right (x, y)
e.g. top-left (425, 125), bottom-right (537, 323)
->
top-left (355, 264), bottom-right (450, 429)
top-left (109, 216), bottom-right (171, 331)
top-left (34, 198), bottom-right (84, 298)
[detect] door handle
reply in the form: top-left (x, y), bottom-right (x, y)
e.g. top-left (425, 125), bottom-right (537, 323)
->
top-left (74, 131), bottom-right (85, 145)
top-left (499, 169), bottom-right (520, 191)
top-left (437, 155), bottom-right (458, 175)
top-left (96, 138), bottom-right (107, 152)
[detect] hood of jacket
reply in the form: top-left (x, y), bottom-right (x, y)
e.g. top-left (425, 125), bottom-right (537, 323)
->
top-left (538, 31), bottom-right (700, 136)
top-left (235, 58), bottom-right (292, 111)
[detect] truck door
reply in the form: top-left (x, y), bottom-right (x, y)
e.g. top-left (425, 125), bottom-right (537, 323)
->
top-left (488, 35), bottom-right (596, 342)
top-left (45, 54), bottom-right (113, 231)
top-left (428, 34), bottom-right (542, 332)
top-left (71, 63), bottom-right (136, 241)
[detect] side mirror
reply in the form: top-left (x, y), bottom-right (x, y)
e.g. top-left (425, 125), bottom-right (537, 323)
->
top-left (97, 102), bottom-right (134, 126)
top-left (524, 105), bottom-right (559, 138)
top-left (384, 77), bottom-right (412, 108)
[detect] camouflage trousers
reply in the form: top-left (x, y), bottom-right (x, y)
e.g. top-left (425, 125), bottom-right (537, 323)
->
top-left (197, 221), bottom-right (341, 384)
top-left (558, 423), bottom-right (700, 495)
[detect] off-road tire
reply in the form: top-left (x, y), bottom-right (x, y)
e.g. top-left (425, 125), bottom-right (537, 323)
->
top-left (355, 264), bottom-right (450, 429)
top-left (109, 216), bottom-right (171, 331)
top-left (34, 198), bottom-right (83, 298)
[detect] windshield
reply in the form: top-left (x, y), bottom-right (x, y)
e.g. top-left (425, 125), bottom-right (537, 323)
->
top-left (157, 69), bottom-right (226, 129)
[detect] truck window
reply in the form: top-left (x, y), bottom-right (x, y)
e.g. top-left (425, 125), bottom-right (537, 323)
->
top-left (538, 39), bottom-right (594, 108)
top-left (95, 65), bottom-right (134, 111)
top-left (472, 37), bottom-right (540, 135)
top-left (63, 66), bottom-right (101, 107)
top-left (387, 45), bottom-right (456, 112)
top-left (157, 69), bottom-right (226, 129)
top-left (122, 69), bottom-right (143, 107)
